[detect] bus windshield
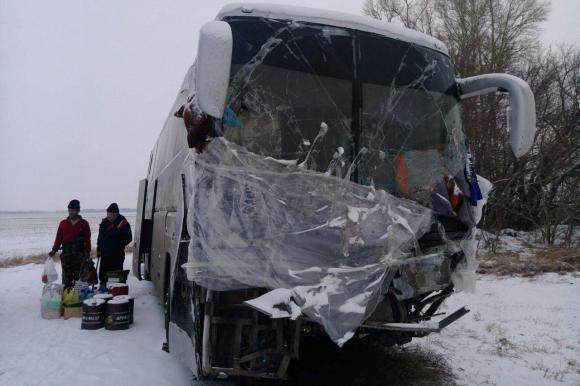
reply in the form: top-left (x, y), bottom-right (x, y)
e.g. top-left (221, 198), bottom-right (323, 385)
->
top-left (222, 17), bottom-right (467, 207)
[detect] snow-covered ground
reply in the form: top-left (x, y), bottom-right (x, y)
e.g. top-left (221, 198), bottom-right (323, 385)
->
top-left (1, 261), bottom-right (578, 385)
top-left (0, 212), bottom-right (136, 261)
top-left (415, 273), bottom-right (580, 385)
top-left (0, 260), bottom-right (191, 386)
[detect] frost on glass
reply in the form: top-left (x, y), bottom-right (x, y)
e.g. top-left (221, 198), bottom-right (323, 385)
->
top-left (178, 17), bottom-right (481, 345)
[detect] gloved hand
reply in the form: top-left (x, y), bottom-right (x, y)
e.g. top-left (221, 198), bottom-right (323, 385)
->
top-left (48, 250), bottom-right (56, 257)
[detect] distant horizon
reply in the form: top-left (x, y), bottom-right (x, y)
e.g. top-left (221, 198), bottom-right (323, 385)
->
top-left (0, 208), bottom-right (137, 214)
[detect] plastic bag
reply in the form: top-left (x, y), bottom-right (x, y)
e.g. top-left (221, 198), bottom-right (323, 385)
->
top-left (41, 283), bottom-right (63, 319)
top-left (41, 257), bottom-right (58, 284)
top-left (62, 288), bottom-right (80, 306)
top-left (79, 258), bottom-right (98, 284)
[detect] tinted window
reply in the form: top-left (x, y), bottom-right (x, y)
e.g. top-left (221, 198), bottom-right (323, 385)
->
top-left (222, 18), bottom-right (466, 203)
top-left (358, 32), bottom-right (465, 203)
top-left (224, 17), bottom-right (355, 172)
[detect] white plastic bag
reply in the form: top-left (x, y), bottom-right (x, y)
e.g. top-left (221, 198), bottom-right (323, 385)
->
top-left (41, 257), bottom-right (58, 284)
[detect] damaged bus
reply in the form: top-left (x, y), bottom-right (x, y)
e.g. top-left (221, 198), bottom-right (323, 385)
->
top-left (132, 3), bottom-right (536, 381)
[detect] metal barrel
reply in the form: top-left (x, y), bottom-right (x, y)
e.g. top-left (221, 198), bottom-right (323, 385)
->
top-left (104, 298), bottom-right (130, 330)
top-left (81, 298), bottom-right (106, 330)
top-left (113, 295), bottom-right (134, 324)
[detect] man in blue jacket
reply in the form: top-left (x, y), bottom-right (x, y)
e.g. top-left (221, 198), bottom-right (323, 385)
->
top-left (97, 203), bottom-right (132, 287)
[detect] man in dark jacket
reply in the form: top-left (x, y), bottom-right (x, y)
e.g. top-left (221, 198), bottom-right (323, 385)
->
top-left (49, 199), bottom-right (91, 288)
top-left (97, 203), bottom-right (132, 287)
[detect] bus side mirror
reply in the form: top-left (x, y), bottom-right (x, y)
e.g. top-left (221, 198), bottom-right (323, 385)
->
top-left (457, 74), bottom-right (536, 158)
top-left (195, 21), bottom-right (233, 118)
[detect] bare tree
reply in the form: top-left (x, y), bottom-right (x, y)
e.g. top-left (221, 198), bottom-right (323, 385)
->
top-left (363, 0), bottom-right (549, 74)
top-left (518, 47), bottom-right (579, 244)
top-left (362, 0), bottom-right (437, 34)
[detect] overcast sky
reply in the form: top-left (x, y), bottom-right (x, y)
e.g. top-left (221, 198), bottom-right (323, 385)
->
top-left (0, 0), bottom-right (578, 212)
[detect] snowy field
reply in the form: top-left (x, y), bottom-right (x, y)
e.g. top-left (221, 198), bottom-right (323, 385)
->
top-left (0, 260), bottom-right (578, 385)
top-left (0, 260), bottom-right (192, 386)
top-left (416, 274), bottom-right (580, 385)
top-left (0, 212), bottom-right (136, 261)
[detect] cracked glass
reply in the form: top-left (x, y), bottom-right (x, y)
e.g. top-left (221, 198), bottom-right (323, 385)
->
top-left (222, 17), bottom-right (467, 205)
top-left (178, 17), bottom-right (478, 345)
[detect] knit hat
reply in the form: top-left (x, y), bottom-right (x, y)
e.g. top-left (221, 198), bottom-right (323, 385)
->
top-left (106, 203), bottom-right (120, 213)
top-left (67, 199), bottom-right (80, 210)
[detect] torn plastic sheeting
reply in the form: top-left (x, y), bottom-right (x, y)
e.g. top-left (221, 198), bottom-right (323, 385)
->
top-left (450, 177), bottom-right (492, 293)
top-left (181, 137), bottom-right (434, 345)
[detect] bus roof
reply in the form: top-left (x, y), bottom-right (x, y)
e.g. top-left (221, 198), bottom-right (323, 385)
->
top-left (217, 3), bottom-right (449, 56)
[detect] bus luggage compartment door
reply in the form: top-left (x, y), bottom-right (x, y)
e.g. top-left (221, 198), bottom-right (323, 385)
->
top-left (133, 179), bottom-right (152, 280)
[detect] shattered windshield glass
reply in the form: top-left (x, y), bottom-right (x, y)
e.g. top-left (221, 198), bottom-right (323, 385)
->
top-left (178, 17), bottom-right (479, 346)
top-left (222, 17), bottom-right (467, 208)
top-left (224, 17), bottom-right (354, 173)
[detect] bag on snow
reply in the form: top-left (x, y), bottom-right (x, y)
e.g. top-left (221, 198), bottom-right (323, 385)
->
top-left (62, 287), bottom-right (80, 306)
top-left (41, 257), bottom-right (58, 284)
top-left (41, 283), bottom-right (63, 319)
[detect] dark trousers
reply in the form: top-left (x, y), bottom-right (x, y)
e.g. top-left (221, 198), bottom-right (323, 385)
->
top-left (60, 252), bottom-right (83, 288)
top-left (98, 252), bottom-right (125, 285)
